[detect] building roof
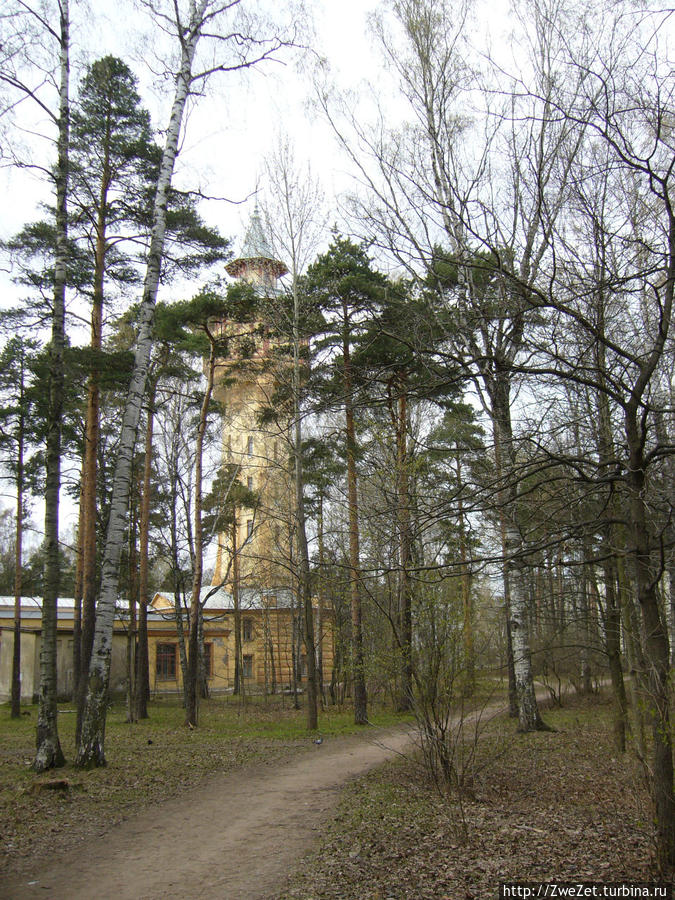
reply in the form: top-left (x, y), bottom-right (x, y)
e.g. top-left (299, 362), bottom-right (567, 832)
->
top-left (0, 595), bottom-right (76, 612)
top-left (241, 205), bottom-right (274, 260)
top-left (0, 585), bottom-right (325, 625)
top-left (0, 596), bottom-right (131, 623)
top-left (151, 587), bottom-right (294, 613)
top-left (225, 206), bottom-right (288, 281)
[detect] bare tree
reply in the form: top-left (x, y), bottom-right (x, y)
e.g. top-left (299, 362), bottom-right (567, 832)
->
top-left (260, 138), bottom-right (327, 728)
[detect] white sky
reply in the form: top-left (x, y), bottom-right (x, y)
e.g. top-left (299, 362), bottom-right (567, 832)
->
top-left (0, 0), bottom-right (511, 541)
top-left (0, 0), bottom-right (390, 539)
top-left (1, 0), bottom-right (386, 265)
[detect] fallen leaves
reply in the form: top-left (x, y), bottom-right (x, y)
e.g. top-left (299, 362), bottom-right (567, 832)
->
top-left (279, 695), bottom-right (659, 899)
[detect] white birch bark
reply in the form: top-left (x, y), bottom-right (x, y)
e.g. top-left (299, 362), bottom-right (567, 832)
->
top-left (76, 2), bottom-right (205, 767)
top-left (495, 410), bottom-right (547, 733)
top-left (76, 0), bottom-right (294, 766)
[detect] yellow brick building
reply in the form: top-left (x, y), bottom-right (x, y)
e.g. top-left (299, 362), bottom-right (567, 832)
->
top-left (147, 589), bottom-right (333, 695)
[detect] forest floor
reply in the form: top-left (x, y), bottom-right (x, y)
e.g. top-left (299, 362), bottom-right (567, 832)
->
top-left (279, 693), bottom-right (661, 899)
top-left (0, 691), bottom-right (663, 898)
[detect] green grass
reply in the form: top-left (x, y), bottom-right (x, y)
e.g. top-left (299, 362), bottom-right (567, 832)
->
top-left (0, 695), bottom-right (411, 748)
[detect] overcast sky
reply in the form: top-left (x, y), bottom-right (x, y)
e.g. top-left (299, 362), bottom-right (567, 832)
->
top-left (1, 0), bottom-right (512, 277)
top-left (0, 0), bottom-right (394, 538)
top-left (0, 0), bottom-right (509, 540)
top-left (1, 0), bottom-right (385, 265)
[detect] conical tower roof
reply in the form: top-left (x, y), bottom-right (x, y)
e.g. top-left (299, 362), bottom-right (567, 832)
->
top-left (226, 205), bottom-right (288, 282)
top-left (241, 206), bottom-right (274, 259)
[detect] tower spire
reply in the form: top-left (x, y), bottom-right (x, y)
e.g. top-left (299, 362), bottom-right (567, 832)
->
top-left (225, 205), bottom-right (288, 288)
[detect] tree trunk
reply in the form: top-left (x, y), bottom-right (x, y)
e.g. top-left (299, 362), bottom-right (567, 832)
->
top-left (343, 315), bottom-right (368, 725)
top-left (454, 447), bottom-right (474, 697)
top-left (493, 417), bottom-right (522, 719)
top-left (11, 351), bottom-right (25, 719)
top-left (600, 552), bottom-right (627, 752)
top-left (76, 15), bottom-right (201, 766)
top-left (615, 545), bottom-right (648, 760)
top-left (579, 559), bottom-right (593, 695)
top-left (263, 606), bottom-right (270, 698)
top-left (76, 137), bottom-right (111, 740)
top-left (185, 345), bottom-right (216, 727)
top-left (292, 278), bottom-right (318, 729)
top-left (174, 591), bottom-right (189, 707)
top-left (72, 477), bottom-right (84, 701)
top-left (34, 0), bottom-right (69, 773)
top-left (135, 388), bottom-right (155, 720)
top-left (290, 591), bottom-right (300, 710)
top-left (394, 385), bottom-right (413, 711)
top-left (317, 493), bottom-right (327, 705)
top-left (232, 519), bottom-right (242, 695)
top-left (670, 553), bottom-right (675, 669)
top-left (126, 495), bottom-right (138, 724)
top-left (626, 434), bottom-right (674, 869)
top-left (495, 400), bottom-right (547, 732)
top-left (268, 631), bottom-right (276, 694)
top-left (198, 610), bottom-right (209, 699)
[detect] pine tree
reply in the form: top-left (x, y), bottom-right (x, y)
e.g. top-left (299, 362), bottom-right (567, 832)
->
top-left (304, 237), bottom-right (387, 725)
top-left (162, 282), bottom-right (258, 726)
top-left (69, 56), bottom-right (157, 730)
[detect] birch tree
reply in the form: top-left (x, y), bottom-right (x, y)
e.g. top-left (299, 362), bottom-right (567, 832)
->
top-left (76, 0), bottom-right (297, 767)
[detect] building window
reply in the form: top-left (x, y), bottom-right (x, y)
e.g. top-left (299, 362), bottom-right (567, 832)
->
top-left (246, 519), bottom-right (254, 539)
top-left (247, 436), bottom-right (254, 456)
top-left (202, 642), bottom-right (212, 678)
top-left (247, 476), bottom-right (253, 491)
top-left (156, 643), bottom-right (177, 679)
top-left (299, 653), bottom-right (308, 680)
top-left (243, 617), bottom-right (253, 642)
top-left (243, 654), bottom-right (254, 679)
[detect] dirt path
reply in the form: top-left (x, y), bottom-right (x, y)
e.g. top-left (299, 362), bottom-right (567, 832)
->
top-left (4, 725), bottom-right (416, 900)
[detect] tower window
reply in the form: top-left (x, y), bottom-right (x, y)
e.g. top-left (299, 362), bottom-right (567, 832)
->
top-left (247, 436), bottom-right (254, 456)
top-left (246, 519), bottom-right (254, 538)
top-left (247, 476), bottom-right (253, 491)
